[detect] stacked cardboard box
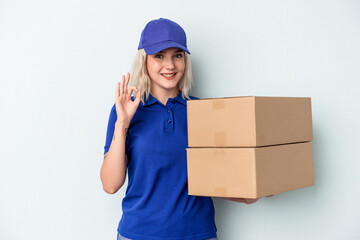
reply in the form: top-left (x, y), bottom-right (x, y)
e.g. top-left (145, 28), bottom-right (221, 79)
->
top-left (186, 96), bottom-right (314, 198)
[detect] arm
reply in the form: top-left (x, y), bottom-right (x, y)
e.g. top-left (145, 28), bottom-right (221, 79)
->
top-left (100, 123), bottom-right (128, 194)
top-left (100, 72), bottom-right (140, 194)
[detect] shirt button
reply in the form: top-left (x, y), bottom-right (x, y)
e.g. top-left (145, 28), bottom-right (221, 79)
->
top-left (168, 120), bottom-right (172, 123)
top-left (167, 110), bottom-right (170, 113)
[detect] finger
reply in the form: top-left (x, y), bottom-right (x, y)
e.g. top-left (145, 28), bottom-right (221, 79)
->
top-left (124, 73), bottom-right (130, 96)
top-left (123, 73), bottom-right (129, 95)
top-left (134, 87), bottom-right (141, 103)
top-left (126, 72), bottom-right (130, 86)
top-left (116, 82), bottom-right (120, 99)
top-left (127, 86), bottom-right (139, 99)
top-left (120, 75), bottom-right (125, 96)
top-left (127, 87), bottom-right (134, 99)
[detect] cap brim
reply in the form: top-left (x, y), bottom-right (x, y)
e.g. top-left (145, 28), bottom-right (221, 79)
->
top-left (143, 41), bottom-right (190, 55)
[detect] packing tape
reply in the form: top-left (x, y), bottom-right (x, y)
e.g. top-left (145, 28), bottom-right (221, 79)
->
top-left (214, 132), bottom-right (227, 146)
top-left (214, 187), bottom-right (227, 196)
top-left (212, 99), bottom-right (225, 110)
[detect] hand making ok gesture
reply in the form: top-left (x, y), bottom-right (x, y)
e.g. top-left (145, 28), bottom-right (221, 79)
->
top-left (115, 72), bottom-right (141, 128)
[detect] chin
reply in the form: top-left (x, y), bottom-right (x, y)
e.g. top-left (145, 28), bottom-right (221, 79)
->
top-left (163, 85), bottom-right (179, 91)
top-left (161, 81), bottom-right (180, 89)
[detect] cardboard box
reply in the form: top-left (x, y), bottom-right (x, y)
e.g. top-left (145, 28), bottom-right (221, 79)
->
top-left (186, 142), bottom-right (314, 198)
top-left (187, 96), bottom-right (313, 147)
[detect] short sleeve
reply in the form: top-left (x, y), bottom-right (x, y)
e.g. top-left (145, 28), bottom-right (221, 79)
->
top-left (104, 104), bottom-right (117, 154)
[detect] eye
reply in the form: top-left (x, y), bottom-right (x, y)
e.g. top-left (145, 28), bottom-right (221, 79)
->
top-left (154, 54), bottom-right (163, 59)
top-left (174, 53), bottom-right (184, 58)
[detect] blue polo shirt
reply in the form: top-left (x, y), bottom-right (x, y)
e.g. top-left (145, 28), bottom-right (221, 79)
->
top-left (104, 91), bottom-right (217, 240)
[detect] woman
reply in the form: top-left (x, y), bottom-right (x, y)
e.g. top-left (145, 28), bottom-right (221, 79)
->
top-left (101, 18), bottom-right (260, 240)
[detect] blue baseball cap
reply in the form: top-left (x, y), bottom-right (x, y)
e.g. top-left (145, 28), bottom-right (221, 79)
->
top-left (138, 18), bottom-right (190, 55)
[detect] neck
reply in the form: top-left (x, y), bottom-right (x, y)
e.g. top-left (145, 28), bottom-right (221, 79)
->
top-left (151, 88), bottom-right (179, 105)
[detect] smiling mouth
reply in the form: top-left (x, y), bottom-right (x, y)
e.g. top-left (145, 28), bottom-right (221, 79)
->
top-left (161, 73), bottom-right (177, 77)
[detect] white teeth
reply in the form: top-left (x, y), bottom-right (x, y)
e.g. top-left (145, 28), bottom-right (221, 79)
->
top-left (162, 73), bottom-right (175, 77)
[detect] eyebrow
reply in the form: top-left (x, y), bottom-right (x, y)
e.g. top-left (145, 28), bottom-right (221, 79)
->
top-left (158, 49), bottom-right (184, 54)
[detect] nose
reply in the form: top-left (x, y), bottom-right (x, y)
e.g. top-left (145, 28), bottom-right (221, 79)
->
top-left (164, 57), bottom-right (175, 69)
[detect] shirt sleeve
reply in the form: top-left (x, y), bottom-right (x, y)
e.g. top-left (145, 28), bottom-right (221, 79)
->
top-left (104, 104), bottom-right (117, 154)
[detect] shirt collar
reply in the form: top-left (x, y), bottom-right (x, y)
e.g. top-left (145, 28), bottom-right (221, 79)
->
top-left (174, 91), bottom-right (187, 105)
top-left (143, 91), bottom-right (187, 107)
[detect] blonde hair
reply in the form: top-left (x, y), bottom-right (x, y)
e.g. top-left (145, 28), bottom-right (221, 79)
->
top-left (130, 49), bottom-right (193, 105)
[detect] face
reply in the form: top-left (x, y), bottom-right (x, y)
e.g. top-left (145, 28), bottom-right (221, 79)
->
top-left (146, 47), bottom-right (185, 94)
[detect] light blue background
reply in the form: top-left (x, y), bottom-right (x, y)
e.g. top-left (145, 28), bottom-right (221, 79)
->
top-left (0, 0), bottom-right (359, 239)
